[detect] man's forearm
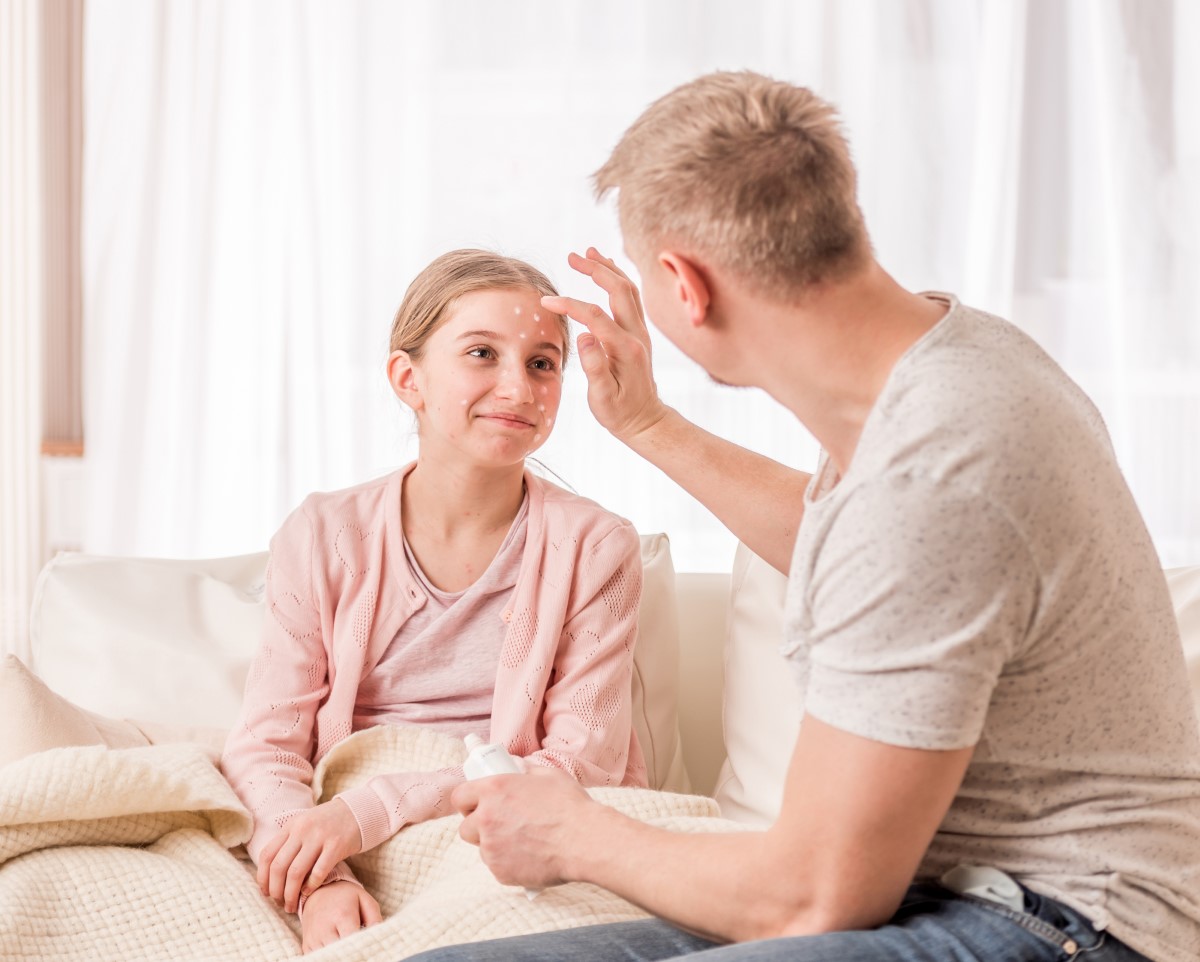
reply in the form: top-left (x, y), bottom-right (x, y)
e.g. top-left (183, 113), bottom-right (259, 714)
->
top-left (624, 407), bottom-right (810, 574)
top-left (565, 805), bottom-right (818, 944)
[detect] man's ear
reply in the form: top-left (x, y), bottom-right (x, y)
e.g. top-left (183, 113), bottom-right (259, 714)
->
top-left (387, 350), bottom-right (423, 411)
top-left (658, 251), bottom-right (712, 328)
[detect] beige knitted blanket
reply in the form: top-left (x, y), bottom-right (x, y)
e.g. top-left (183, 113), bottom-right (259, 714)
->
top-left (0, 726), bottom-right (734, 961)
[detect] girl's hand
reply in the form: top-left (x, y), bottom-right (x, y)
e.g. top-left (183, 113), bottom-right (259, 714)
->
top-left (299, 880), bottom-right (382, 954)
top-left (540, 248), bottom-right (668, 445)
top-left (258, 798), bottom-right (363, 913)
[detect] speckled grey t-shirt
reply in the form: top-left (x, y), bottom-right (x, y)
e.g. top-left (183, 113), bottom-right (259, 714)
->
top-left (784, 294), bottom-right (1200, 962)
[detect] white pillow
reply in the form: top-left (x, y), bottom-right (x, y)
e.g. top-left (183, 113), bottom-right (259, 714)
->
top-left (713, 552), bottom-right (1200, 827)
top-left (633, 534), bottom-right (690, 793)
top-left (27, 535), bottom-right (688, 793)
top-left (29, 552), bottom-right (268, 729)
top-left (711, 543), bottom-right (800, 825)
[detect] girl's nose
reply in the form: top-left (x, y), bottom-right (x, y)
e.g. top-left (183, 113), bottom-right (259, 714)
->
top-left (495, 364), bottom-right (534, 402)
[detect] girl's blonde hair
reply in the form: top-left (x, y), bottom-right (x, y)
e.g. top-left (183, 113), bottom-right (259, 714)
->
top-left (389, 249), bottom-right (570, 362)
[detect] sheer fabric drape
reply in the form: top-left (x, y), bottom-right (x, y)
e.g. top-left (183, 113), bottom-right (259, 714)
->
top-left (82, 0), bottom-right (1200, 569)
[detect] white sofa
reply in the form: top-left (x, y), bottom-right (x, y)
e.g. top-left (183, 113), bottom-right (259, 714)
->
top-left (6, 536), bottom-right (1198, 962)
top-left (7, 534), bottom-right (1199, 830)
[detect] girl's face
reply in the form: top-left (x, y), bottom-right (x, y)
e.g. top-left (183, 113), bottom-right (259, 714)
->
top-left (389, 287), bottom-right (565, 469)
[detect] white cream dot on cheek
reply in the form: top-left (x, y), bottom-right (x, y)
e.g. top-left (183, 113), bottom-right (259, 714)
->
top-left (532, 312), bottom-right (540, 322)
top-left (514, 306), bottom-right (522, 315)
top-left (539, 386), bottom-right (548, 395)
top-left (534, 434), bottom-right (541, 442)
top-left (461, 399), bottom-right (468, 406)
top-left (519, 331), bottom-right (526, 339)
top-left (547, 418), bottom-right (554, 427)
top-left (538, 404), bottom-right (544, 412)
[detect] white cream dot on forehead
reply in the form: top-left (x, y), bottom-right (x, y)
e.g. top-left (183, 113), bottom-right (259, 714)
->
top-left (461, 399), bottom-right (468, 405)
top-left (514, 306), bottom-right (522, 315)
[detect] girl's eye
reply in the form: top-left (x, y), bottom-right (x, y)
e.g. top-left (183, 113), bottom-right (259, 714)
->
top-left (530, 357), bottom-right (558, 372)
top-left (467, 347), bottom-right (494, 360)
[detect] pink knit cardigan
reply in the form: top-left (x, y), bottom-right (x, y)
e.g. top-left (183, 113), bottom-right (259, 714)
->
top-left (221, 465), bottom-right (647, 869)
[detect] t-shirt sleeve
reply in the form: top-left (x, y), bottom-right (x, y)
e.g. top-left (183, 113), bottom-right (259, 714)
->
top-left (800, 473), bottom-right (1040, 750)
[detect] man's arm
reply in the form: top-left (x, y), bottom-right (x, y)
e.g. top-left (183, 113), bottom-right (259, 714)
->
top-left (542, 249), bottom-right (809, 574)
top-left (454, 714), bottom-right (973, 942)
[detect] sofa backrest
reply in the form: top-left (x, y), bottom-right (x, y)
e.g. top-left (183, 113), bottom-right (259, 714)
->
top-left (18, 534), bottom-right (693, 794)
top-left (688, 547), bottom-right (1200, 826)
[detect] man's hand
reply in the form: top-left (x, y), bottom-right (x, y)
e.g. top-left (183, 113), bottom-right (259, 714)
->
top-left (452, 766), bottom-right (602, 889)
top-left (541, 248), bottom-right (668, 445)
top-left (257, 797), bottom-right (363, 913)
top-left (299, 880), bottom-right (382, 954)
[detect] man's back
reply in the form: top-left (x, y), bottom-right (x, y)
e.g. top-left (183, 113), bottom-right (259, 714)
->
top-left (785, 294), bottom-right (1200, 962)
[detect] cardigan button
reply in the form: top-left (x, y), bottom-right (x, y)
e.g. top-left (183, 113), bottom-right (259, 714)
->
top-left (502, 609), bottom-right (513, 623)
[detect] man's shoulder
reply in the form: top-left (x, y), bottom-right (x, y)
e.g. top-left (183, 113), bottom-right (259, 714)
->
top-left (862, 299), bottom-right (1111, 493)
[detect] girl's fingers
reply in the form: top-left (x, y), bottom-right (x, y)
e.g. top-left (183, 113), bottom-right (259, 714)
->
top-left (269, 835), bottom-right (304, 901)
top-left (285, 845), bottom-right (319, 912)
top-left (304, 847), bottom-right (339, 894)
top-left (361, 893), bottom-right (383, 926)
top-left (257, 833), bottom-right (286, 893)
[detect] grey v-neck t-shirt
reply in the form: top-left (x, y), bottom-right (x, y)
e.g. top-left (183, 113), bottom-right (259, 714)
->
top-left (784, 294), bottom-right (1200, 961)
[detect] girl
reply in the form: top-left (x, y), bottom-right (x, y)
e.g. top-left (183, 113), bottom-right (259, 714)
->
top-left (221, 250), bottom-right (647, 953)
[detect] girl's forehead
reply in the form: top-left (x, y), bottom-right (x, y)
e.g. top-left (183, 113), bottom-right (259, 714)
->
top-left (437, 288), bottom-right (565, 347)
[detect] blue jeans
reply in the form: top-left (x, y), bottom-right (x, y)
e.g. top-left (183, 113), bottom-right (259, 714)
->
top-left (406, 882), bottom-right (1153, 961)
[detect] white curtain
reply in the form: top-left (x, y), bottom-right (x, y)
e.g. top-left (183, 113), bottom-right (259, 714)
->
top-left (1, 0), bottom-right (43, 660)
top-left (82, 0), bottom-right (1200, 571)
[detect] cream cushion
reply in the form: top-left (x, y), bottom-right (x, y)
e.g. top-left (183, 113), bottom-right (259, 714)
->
top-left (25, 534), bottom-right (688, 793)
top-left (0, 653), bottom-right (149, 767)
top-left (711, 543), bottom-right (800, 825)
top-left (0, 654), bottom-right (228, 768)
top-left (713, 551), bottom-right (1200, 826)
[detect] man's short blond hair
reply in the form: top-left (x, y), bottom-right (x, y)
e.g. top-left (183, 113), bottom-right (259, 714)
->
top-left (594, 71), bottom-right (871, 299)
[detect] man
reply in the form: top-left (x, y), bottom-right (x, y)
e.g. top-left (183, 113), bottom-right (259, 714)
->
top-left (414, 71), bottom-right (1200, 961)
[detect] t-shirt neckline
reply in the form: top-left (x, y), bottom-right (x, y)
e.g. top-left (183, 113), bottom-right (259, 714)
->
top-left (805, 291), bottom-right (960, 507)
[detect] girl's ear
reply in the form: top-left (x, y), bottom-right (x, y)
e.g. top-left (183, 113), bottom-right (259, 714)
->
top-left (387, 350), bottom-right (424, 411)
